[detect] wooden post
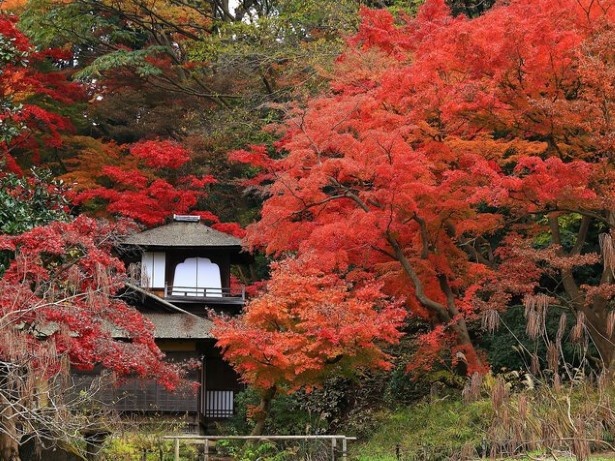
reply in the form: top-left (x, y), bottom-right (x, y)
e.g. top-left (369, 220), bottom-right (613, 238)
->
top-left (342, 437), bottom-right (348, 460)
top-left (174, 438), bottom-right (180, 461)
top-left (331, 437), bottom-right (337, 461)
top-left (204, 438), bottom-right (209, 461)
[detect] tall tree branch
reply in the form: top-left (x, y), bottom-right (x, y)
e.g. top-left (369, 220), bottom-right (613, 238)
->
top-left (385, 231), bottom-right (450, 323)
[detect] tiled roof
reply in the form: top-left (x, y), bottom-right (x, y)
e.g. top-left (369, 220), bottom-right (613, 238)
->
top-left (140, 313), bottom-right (213, 339)
top-left (123, 221), bottom-right (241, 247)
top-left (30, 313), bottom-right (213, 340)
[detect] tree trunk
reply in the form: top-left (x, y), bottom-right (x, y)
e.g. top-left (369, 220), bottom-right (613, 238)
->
top-left (584, 299), bottom-right (615, 372)
top-left (250, 386), bottom-right (277, 436)
top-left (583, 222), bottom-right (615, 373)
top-left (0, 394), bottom-right (20, 461)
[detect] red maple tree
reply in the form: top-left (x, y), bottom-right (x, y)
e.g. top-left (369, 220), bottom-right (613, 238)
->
top-left (225, 0), bottom-right (615, 379)
top-left (0, 216), bottom-right (176, 380)
top-left (0, 216), bottom-right (179, 458)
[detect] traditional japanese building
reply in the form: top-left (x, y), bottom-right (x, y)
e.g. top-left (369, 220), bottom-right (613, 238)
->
top-left (78, 215), bottom-right (248, 432)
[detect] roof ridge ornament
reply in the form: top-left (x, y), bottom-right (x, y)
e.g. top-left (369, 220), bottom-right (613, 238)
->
top-left (173, 214), bottom-right (201, 222)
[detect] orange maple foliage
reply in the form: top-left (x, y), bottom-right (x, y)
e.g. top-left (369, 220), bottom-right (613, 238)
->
top-left (213, 258), bottom-right (405, 390)
top-left (0, 0), bottom-right (26, 11)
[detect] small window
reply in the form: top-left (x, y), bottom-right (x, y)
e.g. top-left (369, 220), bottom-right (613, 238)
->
top-left (141, 252), bottom-right (166, 289)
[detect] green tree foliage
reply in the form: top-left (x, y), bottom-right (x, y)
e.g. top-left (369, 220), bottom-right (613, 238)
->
top-left (15, 0), bottom-right (390, 225)
top-left (19, 0), bottom-right (364, 145)
top-left (0, 169), bottom-right (70, 236)
top-left (0, 168), bottom-right (70, 275)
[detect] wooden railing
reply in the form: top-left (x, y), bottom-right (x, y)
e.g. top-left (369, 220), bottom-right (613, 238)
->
top-left (164, 285), bottom-right (245, 301)
top-left (162, 435), bottom-right (357, 461)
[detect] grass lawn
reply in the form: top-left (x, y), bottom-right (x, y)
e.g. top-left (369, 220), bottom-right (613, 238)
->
top-left (347, 393), bottom-right (615, 461)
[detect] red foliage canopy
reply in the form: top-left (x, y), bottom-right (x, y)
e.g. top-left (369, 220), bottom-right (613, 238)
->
top-left (227, 0), bottom-right (615, 375)
top-left (69, 139), bottom-right (218, 228)
top-left (129, 140), bottom-right (191, 169)
top-left (0, 216), bottom-right (179, 388)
